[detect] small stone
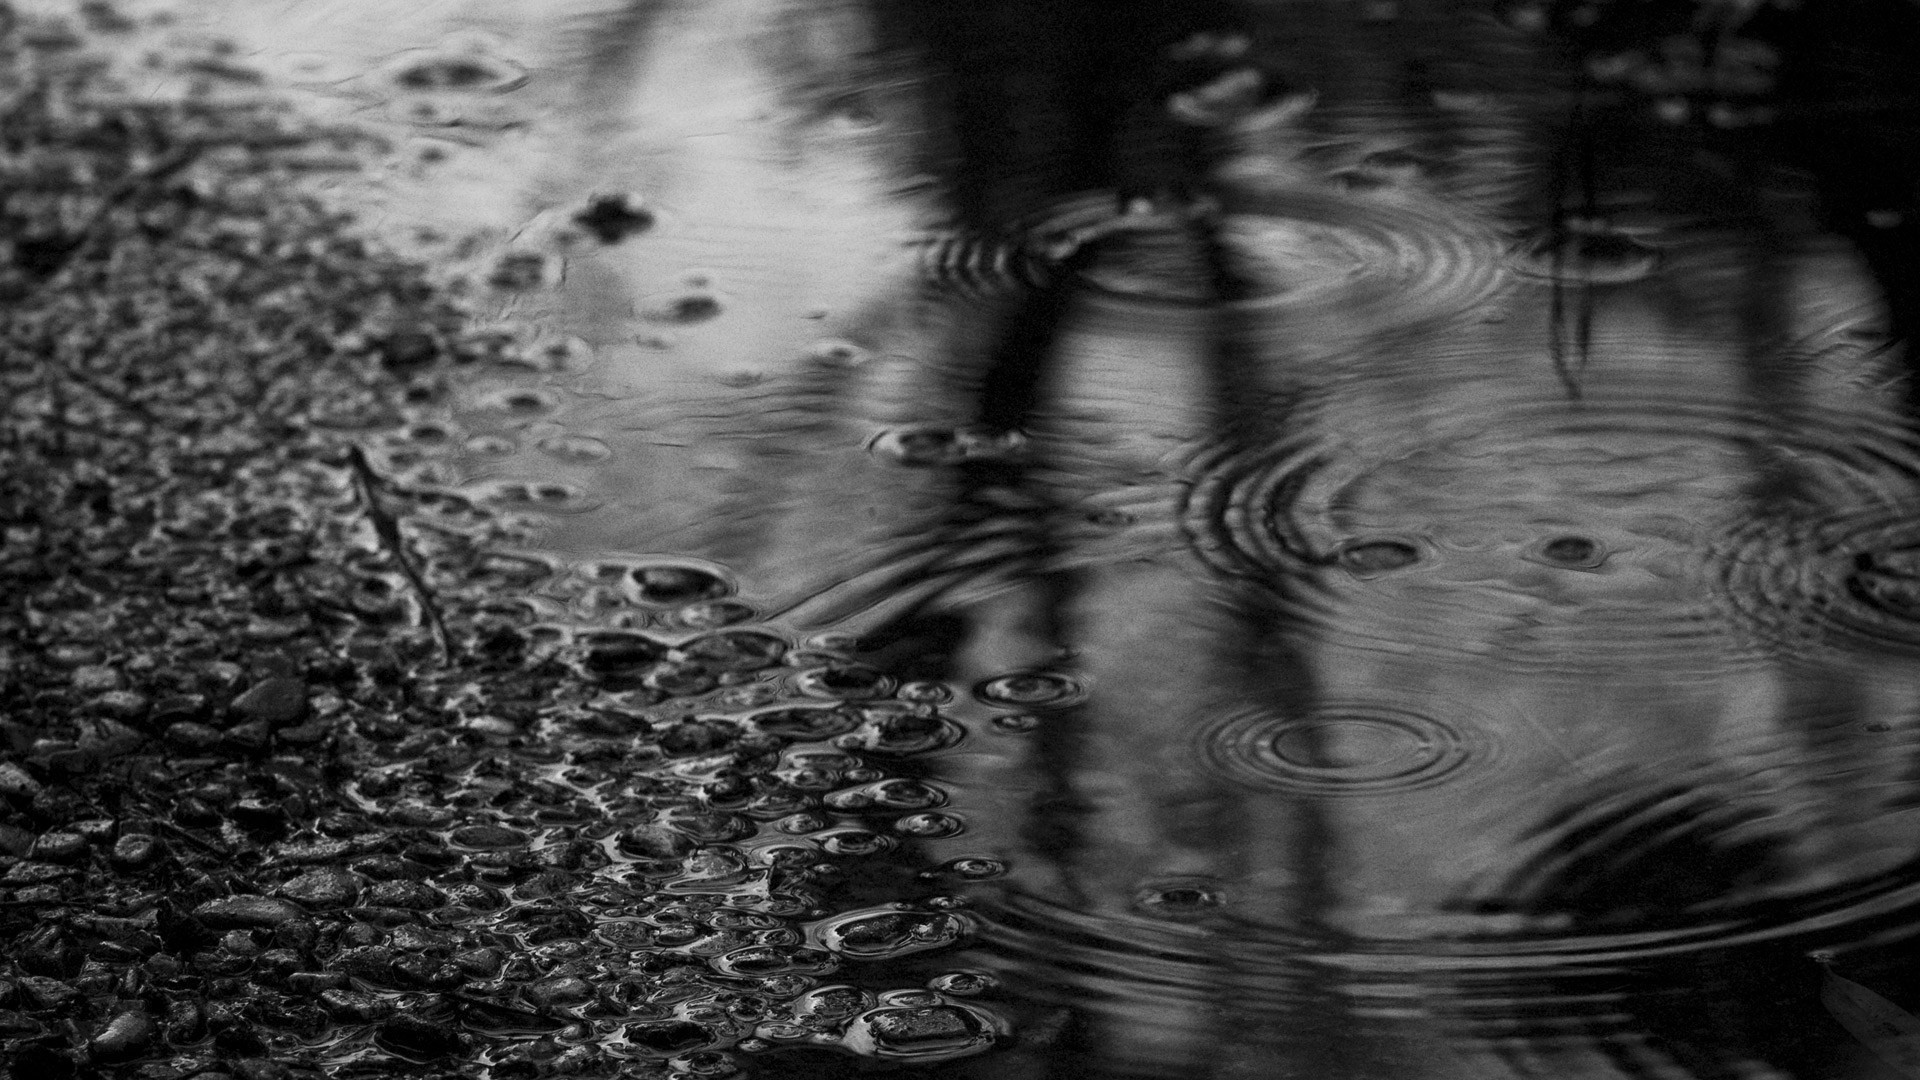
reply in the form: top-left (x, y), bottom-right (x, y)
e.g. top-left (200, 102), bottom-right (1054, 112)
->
top-left (230, 678), bottom-right (308, 728)
top-left (193, 896), bottom-right (306, 929)
top-left (28, 832), bottom-right (86, 862)
top-left (17, 975), bottom-right (80, 1012)
top-left (319, 989), bottom-right (394, 1022)
top-left (223, 720), bottom-right (272, 752)
top-left (89, 1009), bottom-right (156, 1062)
top-left (363, 879), bottom-right (442, 910)
top-left (277, 867), bottom-right (360, 908)
top-left (331, 945), bottom-right (395, 982)
top-left (376, 1013), bottom-right (464, 1058)
top-left (110, 834), bottom-right (161, 869)
top-left (448, 824), bottom-right (527, 849)
top-left (165, 721), bottom-right (225, 751)
top-left (77, 718), bottom-right (144, 759)
top-left (524, 976), bottom-right (593, 1007)
top-left (71, 665), bottom-right (123, 694)
top-left (93, 691), bottom-right (150, 722)
top-left (0, 824), bottom-right (30, 856)
top-left (452, 947), bottom-right (503, 978)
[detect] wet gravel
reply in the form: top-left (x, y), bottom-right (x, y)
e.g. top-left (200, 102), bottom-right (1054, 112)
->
top-left (0, 6), bottom-right (1007, 1078)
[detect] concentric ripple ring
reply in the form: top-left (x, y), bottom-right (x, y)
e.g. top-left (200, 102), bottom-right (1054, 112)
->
top-left (1197, 699), bottom-right (1493, 796)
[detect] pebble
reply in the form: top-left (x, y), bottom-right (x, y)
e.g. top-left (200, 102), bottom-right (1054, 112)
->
top-left (524, 975), bottom-right (594, 1007)
top-left (364, 879), bottom-right (443, 910)
top-left (71, 665), bottom-right (123, 694)
top-left (109, 834), bottom-right (160, 869)
top-left (88, 1009), bottom-right (156, 1062)
top-left (230, 677), bottom-right (309, 727)
top-left (193, 895), bottom-right (307, 929)
top-left (0, 762), bottom-right (43, 801)
top-left (276, 867), bottom-right (360, 908)
top-left (319, 989), bottom-right (394, 1022)
top-left (164, 721), bottom-right (225, 751)
top-left (28, 832), bottom-right (87, 862)
top-left (92, 690), bottom-right (150, 721)
top-left (449, 823), bottom-right (527, 849)
top-left (376, 1013), bottom-right (464, 1059)
top-left (17, 975), bottom-right (80, 1012)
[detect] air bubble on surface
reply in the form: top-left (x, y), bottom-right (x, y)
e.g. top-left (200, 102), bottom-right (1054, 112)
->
top-left (748, 706), bottom-right (860, 740)
top-left (472, 387), bottom-right (559, 418)
top-left (810, 905), bottom-right (973, 960)
top-left (381, 39), bottom-right (528, 95)
top-left (794, 664), bottom-right (895, 700)
top-left (682, 629), bottom-right (787, 671)
top-left (974, 671), bottom-right (1088, 709)
top-left (1132, 879), bottom-right (1229, 920)
top-left (626, 563), bottom-right (735, 606)
top-left (471, 478), bottom-right (598, 513)
top-left (534, 433), bottom-right (612, 464)
top-left (839, 999), bottom-right (1006, 1062)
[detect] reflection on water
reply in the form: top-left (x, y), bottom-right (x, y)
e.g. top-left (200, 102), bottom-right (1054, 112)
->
top-left (97, 0), bottom-right (1920, 1074)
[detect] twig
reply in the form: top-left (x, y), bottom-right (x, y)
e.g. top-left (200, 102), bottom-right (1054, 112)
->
top-left (346, 444), bottom-right (453, 665)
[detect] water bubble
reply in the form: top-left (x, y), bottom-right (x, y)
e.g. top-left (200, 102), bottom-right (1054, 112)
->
top-left (630, 565), bottom-right (734, 606)
top-left (824, 779), bottom-right (946, 812)
top-left (464, 434), bottom-right (518, 456)
top-left (683, 630), bottom-right (786, 671)
top-left (927, 971), bottom-right (996, 996)
top-left (840, 1001), bottom-right (1004, 1062)
top-left (1337, 538), bottom-right (1422, 577)
top-left (474, 387), bottom-right (559, 417)
top-left (641, 292), bottom-right (724, 325)
top-left (572, 194), bottom-right (654, 244)
top-left (974, 671), bottom-right (1087, 709)
top-left (835, 708), bottom-right (965, 755)
top-left (940, 857), bottom-right (1007, 880)
top-left (897, 682), bottom-right (953, 704)
top-left (709, 947), bottom-right (837, 979)
top-left (673, 600), bottom-right (756, 630)
top-left (807, 339), bottom-right (871, 368)
top-left (535, 434), bottom-right (612, 463)
top-left (990, 713), bottom-right (1040, 733)
top-left (794, 664), bottom-right (894, 700)
top-left (488, 251), bottom-right (557, 291)
top-left (578, 631), bottom-right (668, 675)
top-left (748, 706), bottom-right (860, 740)
top-left (811, 906), bottom-right (972, 960)
top-left (815, 829), bottom-right (896, 857)
top-left (1512, 224), bottom-right (1663, 285)
top-left (1531, 534), bottom-right (1608, 570)
top-left (384, 44), bottom-right (527, 94)
top-left (1198, 701), bottom-right (1492, 796)
top-left (668, 1050), bottom-right (737, 1076)
top-left (793, 984), bottom-right (875, 1023)
top-left (475, 479), bottom-right (596, 513)
top-left (893, 812), bottom-right (965, 838)
top-left (1132, 879), bottom-right (1228, 920)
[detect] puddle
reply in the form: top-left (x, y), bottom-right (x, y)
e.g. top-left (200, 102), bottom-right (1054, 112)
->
top-left (19, 0), bottom-right (1920, 1076)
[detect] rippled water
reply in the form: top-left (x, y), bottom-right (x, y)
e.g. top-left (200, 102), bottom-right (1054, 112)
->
top-left (77, 0), bottom-right (1920, 1075)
